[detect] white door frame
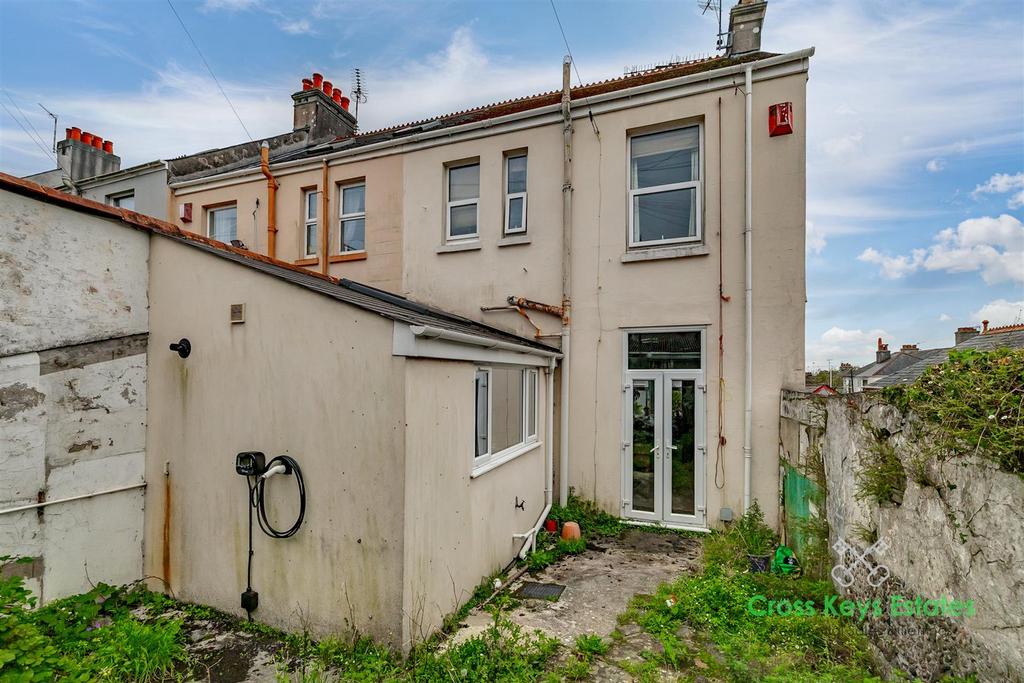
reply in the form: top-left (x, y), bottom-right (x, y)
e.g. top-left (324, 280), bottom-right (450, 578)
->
top-left (621, 326), bottom-right (707, 529)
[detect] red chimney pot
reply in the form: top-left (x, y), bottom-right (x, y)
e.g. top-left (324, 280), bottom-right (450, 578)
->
top-left (312, 72), bottom-right (323, 88)
top-left (81, 132), bottom-right (94, 145)
top-left (92, 136), bottom-right (103, 149)
top-left (322, 80), bottom-right (333, 97)
top-left (302, 78), bottom-right (313, 91)
top-left (70, 127), bottom-right (81, 141)
top-left (982, 320), bottom-right (989, 333)
top-left (103, 140), bottom-right (113, 154)
top-left (332, 89), bottom-right (342, 103)
top-left (340, 96), bottom-right (350, 111)
top-left (65, 127), bottom-right (72, 140)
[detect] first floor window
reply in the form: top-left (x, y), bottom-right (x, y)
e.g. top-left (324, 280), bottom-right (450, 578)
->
top-left (109, 192), bottom-right (134, 210)
top-left (447, 162), bottom-right (479, 240)
top-left (207, 205), bottom-right (237, 243)
top-left (340, 183), bottom-right (365, 252)
top-left (474, 366), bottom-right (539, 468)
top-left (304, 189), bottom-right (318, 257)
top-left (629, 126), bottom-right (701, 247)
top-left (504, 153), bottom-right (527, 235)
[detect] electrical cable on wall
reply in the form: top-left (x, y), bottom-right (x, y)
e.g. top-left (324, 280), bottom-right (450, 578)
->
top-left (235, 452), bottom-right (306, 620)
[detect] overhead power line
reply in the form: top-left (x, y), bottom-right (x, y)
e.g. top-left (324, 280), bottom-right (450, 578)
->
top-left (1, 98), bottom-right (56, 164)
top-left (3, 91), bottom-right (54, 160)
top-left (548, 0), bottom-right (599, 136)
top-left (165, 0), bottom-right (254, 142)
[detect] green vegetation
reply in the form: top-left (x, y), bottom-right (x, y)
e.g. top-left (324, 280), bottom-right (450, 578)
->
top-left (882, 348), bottom-right (1024, 474)
top-left (0, 559), bottom-right (187, 682)
top-left (855, 433), bottom-right (907, 506)
top-left (619, 517), bottom-right (881, 682)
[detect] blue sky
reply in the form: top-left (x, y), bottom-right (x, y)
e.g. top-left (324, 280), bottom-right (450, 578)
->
top-left (1, 0), bottom-right (1022, 368)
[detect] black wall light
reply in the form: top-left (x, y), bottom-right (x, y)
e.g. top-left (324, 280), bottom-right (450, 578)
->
top-left (169, 338), bottom-right (191, 358)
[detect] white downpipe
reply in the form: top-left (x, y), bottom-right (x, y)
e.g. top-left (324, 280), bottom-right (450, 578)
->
top-left (0, 482), bottom-right (146, 516)
top-left (516, 358), bottom-right (557, 558)
top-left (742, 65), bottom-right (754, 513)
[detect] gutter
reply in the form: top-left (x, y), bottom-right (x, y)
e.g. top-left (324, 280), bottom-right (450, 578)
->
top-left (260, 142), bottom-right (279, 258)
top-left (168, 49), bottom-right (814, 193)
top-left (742, 65), bottom-right (754, 512)
top-left (408, 325), bottom-right (562, 359)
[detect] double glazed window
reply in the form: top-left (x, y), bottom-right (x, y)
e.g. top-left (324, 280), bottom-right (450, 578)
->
top-left (504, 154), bottom-right (527, 235)
top-left (303, 189), bottom-right (318, 257)
top-left (447, 162), bottom-right (480, 240)
top-left (207, 205), bottom-right (237, 243)
top-left (629, 126), bottom-right (701, 247)
top-left (109, 192), bottom-right (134, 210)
top-left (339, 183), bottom-right (366, 252)
top-left (474, 366), bottom-right (539, 470)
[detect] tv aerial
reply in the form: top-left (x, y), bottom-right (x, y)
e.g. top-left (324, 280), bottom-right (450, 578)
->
top-left (699, 0), bottom-right (730, 51)
top-left (351, 68), bottom-right (368, 120)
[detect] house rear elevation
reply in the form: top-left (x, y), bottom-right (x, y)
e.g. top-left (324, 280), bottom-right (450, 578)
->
top-left (165, 2), bottom-right (809, 531)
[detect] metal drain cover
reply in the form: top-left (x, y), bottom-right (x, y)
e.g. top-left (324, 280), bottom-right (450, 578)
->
top-left (514, 581), bottom-right (566, 601)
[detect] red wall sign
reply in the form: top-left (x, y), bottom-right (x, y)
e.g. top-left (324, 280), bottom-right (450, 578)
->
top-left (769, 102), bottom-right (794, 137)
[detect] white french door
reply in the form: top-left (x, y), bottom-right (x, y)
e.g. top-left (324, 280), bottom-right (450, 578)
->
top-left (621, 329), bottom-right (706, 528)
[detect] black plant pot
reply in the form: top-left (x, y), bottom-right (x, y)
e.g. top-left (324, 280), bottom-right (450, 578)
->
top-left (748, 554), bottom-right (771, 573)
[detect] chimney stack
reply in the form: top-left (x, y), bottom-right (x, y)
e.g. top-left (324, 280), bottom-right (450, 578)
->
top-left (292, 71), bottom-right (357, 142)
top-left (982, 319), bottom-right (990, 333)
top-left (55, 127), bottom-right (120, 181)
top-left (875, 338), bottom-right (890, 364)
top-left (726, 0), bottom-right (768, 57)
top-left (955, 326), bottom-right (979, 345)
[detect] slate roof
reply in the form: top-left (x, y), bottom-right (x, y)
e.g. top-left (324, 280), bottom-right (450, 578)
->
top-left (871, 330), bottom-right (1024, 389)
top-left (0, 172), bottom-right (558, 355)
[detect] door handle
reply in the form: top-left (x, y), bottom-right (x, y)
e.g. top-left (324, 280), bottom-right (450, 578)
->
top-left (666, 444), bottom-right (677, 451)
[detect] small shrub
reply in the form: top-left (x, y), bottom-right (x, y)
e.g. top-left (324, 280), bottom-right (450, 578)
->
top-left (573, 633), bottom-right (608, 660)
top-left (734, 501), bottom-right (778, 556)
top-left (855, 438), bottom-right (906, 506)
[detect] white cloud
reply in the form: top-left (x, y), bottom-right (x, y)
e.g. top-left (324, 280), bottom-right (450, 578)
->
top-left (279, 18), bottom-right (312, 35)
top-left (807, 326), bottom-right (889, 367)
top-left (970, 299), bottom-right (1024, 327)
top-left (859, 214), bottom-right (1024, 284)
top-left (938, 313), bottom-right (951, 322)
top-left (820, 131), bottom-right (863, 157)
top-left (806, 221), bottom-right (826, 254)
top-left (858, 247), bottom-right (925, 279)
top-left (925, 158), bottom-right (945, 173)
top-left (972, 172), bottom-right (1024, 209)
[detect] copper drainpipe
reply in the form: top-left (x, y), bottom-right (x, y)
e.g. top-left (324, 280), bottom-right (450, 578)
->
top-left (260, 142), bottom-right (278, 257)
top-left (320, 160), bottom-right (330, 275)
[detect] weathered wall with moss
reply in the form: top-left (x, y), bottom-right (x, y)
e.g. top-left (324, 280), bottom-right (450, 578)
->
top-left (780, 390), bottom-right (1024, 682)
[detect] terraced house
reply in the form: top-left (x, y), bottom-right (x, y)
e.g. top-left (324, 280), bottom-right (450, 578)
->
top-left (165, 0), bottom-right (809, 539)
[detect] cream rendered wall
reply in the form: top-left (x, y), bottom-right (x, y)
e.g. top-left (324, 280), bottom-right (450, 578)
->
top-left (170, 154), bottom-right (403, 291)
top-left (400, 70), bottom-right (807, 529)
top-left (401, 358), bottom-right (546, 648)
top-left (145, 237), bottom-right (407, 644)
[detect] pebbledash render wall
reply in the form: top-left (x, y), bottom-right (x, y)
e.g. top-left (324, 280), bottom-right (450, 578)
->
top-left (164, 50), bottom-right (810, 530)
top-left (0, 189), bottom-right (148, 602)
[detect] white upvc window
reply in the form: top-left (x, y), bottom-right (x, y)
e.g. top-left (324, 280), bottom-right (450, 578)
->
top-left (109, 192), bottom-right (134, 210)
top-left (628, 125), bottom-right (702, 248)
top-left (207, 205), bottom-right (237, 243)
top-left (446, 162), bottom-right (479, 241)
top-left (504, 153), bottom-right (527, 235)
top-left (474, 366), bottom-right (539, 474)
top-left (339, 183), bottom-right (366, 252)
top-left (303, 189), bottom-right (318, 257)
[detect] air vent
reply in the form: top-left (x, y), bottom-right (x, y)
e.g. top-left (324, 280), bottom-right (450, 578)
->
top-left (230, 303), bottom-right (245, 324)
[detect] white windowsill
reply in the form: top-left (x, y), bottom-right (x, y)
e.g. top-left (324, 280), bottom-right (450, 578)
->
top-left (471, 440), bottom-right (542, 479)
top-left (623, 519), bottom-right (711, 533)
top-left (436, 240), bottom-right (482, 254)
top-left (497, 234), bottom-right (531, 247)
top-left (621, 243), bottom-right (710, 262)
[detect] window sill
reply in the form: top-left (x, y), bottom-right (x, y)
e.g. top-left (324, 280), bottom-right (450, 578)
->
top-left (621, 243), bottom-right (709, 263)
top-left (436, 240), bottom-right (481, 254)
top-left (471, 440), bottom-right (542, 479)
top-left (497, 234), bottom-right (531, 247)
top-left (331, 251), bottom-right (367, 263)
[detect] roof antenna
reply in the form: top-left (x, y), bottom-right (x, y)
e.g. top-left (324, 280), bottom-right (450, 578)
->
top-left (38, 103), bottom-right (58, 153)
top-left (350, 68), bottom-right (368, 120)
top-left (699, 0), bottom-right (729, 52)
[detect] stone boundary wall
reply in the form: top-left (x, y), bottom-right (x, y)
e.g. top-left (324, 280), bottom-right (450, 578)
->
top-left (780, 390), bottom-right (1024, 682)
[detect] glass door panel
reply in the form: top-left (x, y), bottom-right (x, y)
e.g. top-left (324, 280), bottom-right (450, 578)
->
top-left (629, 377), bottom-right (660, 518)
top-left (668, 379), bottom-right (696, 516)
